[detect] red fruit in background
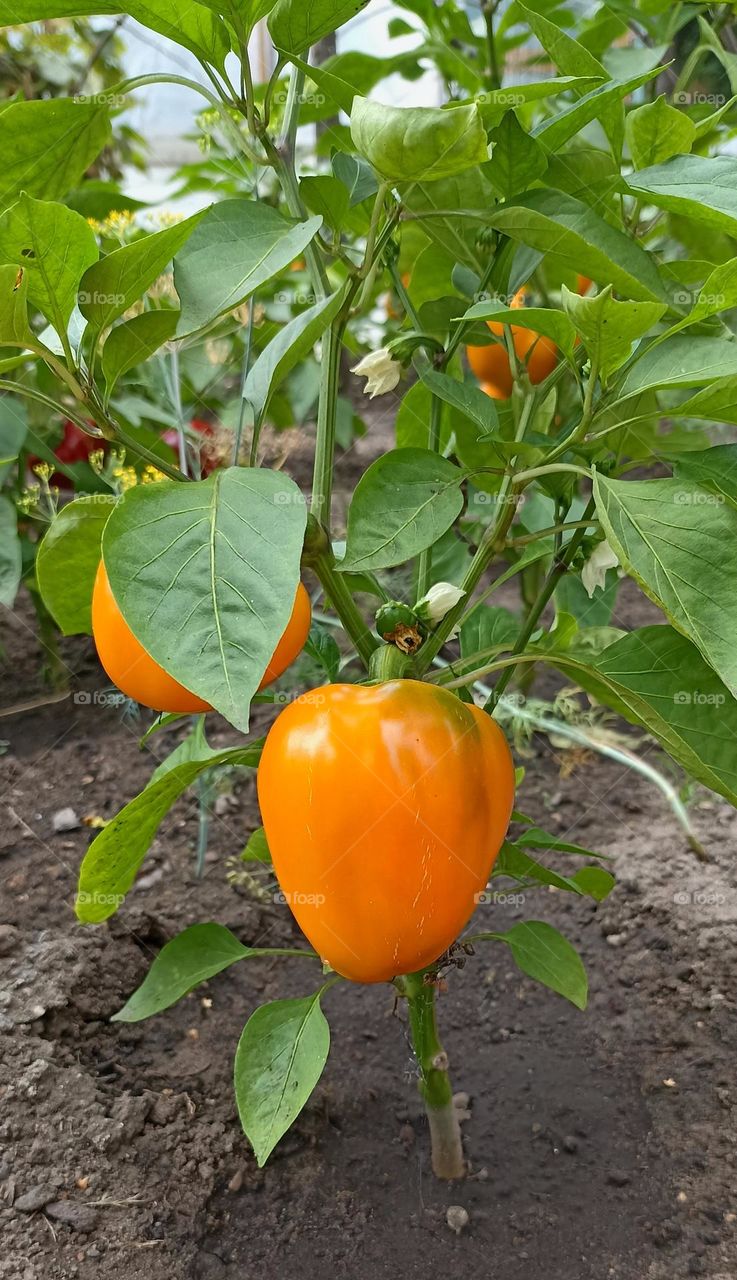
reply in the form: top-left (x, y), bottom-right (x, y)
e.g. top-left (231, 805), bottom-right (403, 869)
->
top-left (29, 420), bottom-right (103, 489)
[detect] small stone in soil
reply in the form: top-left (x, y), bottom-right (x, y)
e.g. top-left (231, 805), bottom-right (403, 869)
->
top-left (14, 1185), bottom-right (55, 1213)
top-left (446, 1206), bottom-right (469, 1235)
top-left (46, 1201), bottom-right (98, 1232)
top-left (0, 925), bottom-right (19, 956)
top-left (606, 1171), bottom-right (631, 1187)
top-left (52, 807), bottom-right (80, 833)
top-left (563, 1135), bottom-right (578, 1154)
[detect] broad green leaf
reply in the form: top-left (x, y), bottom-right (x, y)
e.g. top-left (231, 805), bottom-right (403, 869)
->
top-left (398, 170), bottom-right (493, 272)
top-left (535, 67), bottom-right (663, 157)
top-left (617, 334), bottom-right (737, 397)
top-left (0, 397), bottom-right (26, 484)
top-left (556, 568), bottom-right (618, 627)
top-left (487, 112), bottom-right (548, 199)
top-left (477, 920), bottom-right (588, 1010)
top-left (460, 605), bottom-right (518, 659)
top-left (0, 495), bottom-right (21, 607)
top-left (351, 98), bottom-right (488, 183)
top-left (663, 258), bottom-right (737, 339)
top-left (672, 376), bottom-right (737, 426)
top-left (102, 468), bottom-right (307, 732)
top-left (174, 200), bottom-right (321, 336)
top-left (572, 866), bottom-right (616, 901)
top-left (515, 827), bottom-right (608, 859)
top-left (0, 194), bottom-right (98, 338)
top-left (674, 444), bottom-right (737, 508)
top-left (234, 992), bottom-right (330, 1166)
top-left (561, 284), bottom-right (666, 385)
top-left (241, 826), bottom-right (272, 864)
top-left (627, 155), bottom-right (737, 237)
top-left (0, 263), bottom-right (35, 349)
top-left (331, 152), bottom-right (378, 206)
top-left (101, 310), bottom-right (178, 399)
top-left (198, 0), bottom-right (276, 36)
top-left (0, 0), bottom-right (230, 68)
top-left (339, 448), bottom-right (465, 571)
top-left (269, 0), bottom-right (369, 53)
top-left (299, 176), bottom-right (350, 233)
top-left (113, 923), bottom-right (308, 1022)
top-left (80, 212), bottom-right (204, 334)
top-left (148, 716), bottom-right (219, 785)
top-left (76, 746), bottom-right (261, 923)
top-left (303, 623), bottom-right (341, 683)
top-left (626, 95), bottom-right (696, 169)
top-left (547, 626), bottom-right (737, 807)
top-left (417, 366), bottom-right (499, 438)
top-left (36, 495), bottom-right (114, 634)
top-left (459, 299), bottom-right (577, 360)
top-left (395, 381), bottom-right (449, 451)
top-left (243, 286), bottom-right (347, 425)
top-left (496, 842), bottom-right (613, 900)
top-left (517, 3), bottom-right (607, 78)
top-left (0, 98), bottom-right (110, 210)
top-left (475, 76), bottom-right (602, 126)
top-left (594, 474), bottom-right (737, 698)
top-left (488, 190), bottom-right (668, 304)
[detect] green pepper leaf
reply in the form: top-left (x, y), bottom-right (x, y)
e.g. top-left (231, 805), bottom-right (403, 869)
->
top-left (234, 992), bottom-right (331, 1166)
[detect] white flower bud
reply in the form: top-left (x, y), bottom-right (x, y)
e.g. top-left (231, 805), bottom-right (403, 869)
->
top-left (350, 347), bottom-right (401, 398)
top-left (415, 582), bottom-right (466, 625)
top-left (581, 539), bottom-right (619, 598)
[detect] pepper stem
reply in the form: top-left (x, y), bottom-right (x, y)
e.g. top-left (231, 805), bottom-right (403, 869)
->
top-left (368, 644), bottom-right (411, 682)
top-left (401, 971), bottom-right (465, 1179)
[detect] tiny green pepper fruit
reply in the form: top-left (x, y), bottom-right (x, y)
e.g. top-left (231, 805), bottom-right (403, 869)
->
top-left (374, 600), bottom-right (424, 655)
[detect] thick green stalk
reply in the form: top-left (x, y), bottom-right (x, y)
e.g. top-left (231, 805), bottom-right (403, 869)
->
top-left (415, 393), bottom-right (536, 673)
top-left (311, 321), bottom-right (344, 529)
top-left (485, 496), bottom-right (597, 710)
top-left (401, 972), bottom-right (465, 1180)
top-left (482, 0), bottom-right (502, 91)
top-left (311, 549), bottom-right (378, 669)
top-left (415, 393), bottom-right (444, 596)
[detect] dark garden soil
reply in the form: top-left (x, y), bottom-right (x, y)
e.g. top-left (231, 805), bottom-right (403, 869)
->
top-left (1, 422), bottom-right (736, 1280)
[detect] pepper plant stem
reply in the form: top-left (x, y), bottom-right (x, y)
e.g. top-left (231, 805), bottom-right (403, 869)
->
top-left (415, 393), bottom-right (535, 673)
top-left (485, 496), bottom-right (597, 710)
top-left (401, 971), bottom-right (465, 1180)
top-left (415, 392), bottom-right (444, 596)
top-left (311, 550), bottom-right (378, 669)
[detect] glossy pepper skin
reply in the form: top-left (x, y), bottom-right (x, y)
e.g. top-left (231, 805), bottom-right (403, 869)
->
top-left (258, 680), bottom-right (515, 983)
top-left (92, 562), bottom-right (311, 713)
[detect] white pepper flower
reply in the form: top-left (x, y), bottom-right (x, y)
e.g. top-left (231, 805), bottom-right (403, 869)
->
top-left (415, 582), bottom-right (466, 625)
top-left (581, 539), bottom-right (619, 598)
top-left (351, 347), bottom-right (401, 398)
